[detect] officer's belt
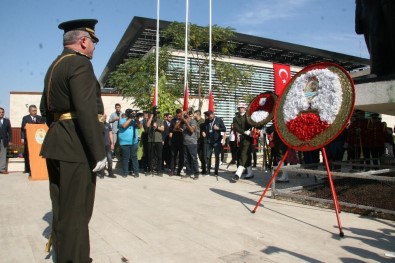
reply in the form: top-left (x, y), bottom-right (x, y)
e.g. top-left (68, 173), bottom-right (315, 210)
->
top-left (54, 112), bottom-right (105, 123)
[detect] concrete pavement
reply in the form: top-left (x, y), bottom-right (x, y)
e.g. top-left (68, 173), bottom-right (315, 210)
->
top-left (0, 160), bottom-right (394, 263)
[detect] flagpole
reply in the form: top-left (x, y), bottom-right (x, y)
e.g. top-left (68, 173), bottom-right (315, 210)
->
top-left (208, 0), bottom-right (215, 112)
top-left (154, 0), bottom-right (160, 107)
top-left (183, 0), bottom-right (189, 111)
top-left (209, 0), bottom-right (212, 93)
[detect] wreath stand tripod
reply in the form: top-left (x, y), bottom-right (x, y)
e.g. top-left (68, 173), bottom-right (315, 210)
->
top-left (251, 147), bottom-right (344, 237)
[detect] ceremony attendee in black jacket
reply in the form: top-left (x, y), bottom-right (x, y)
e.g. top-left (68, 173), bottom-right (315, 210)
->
top-left (21, 104), bottom-right (43, 174)
top-left (169, 109), bottom-right (184, 176)
top-left (40, 19), bottom-right (106, 263)
top-left (162, 113), bottom-right (172, 170)
top-left (0, 107), bottom-right (12, 174)
top-left (202, 110), bottom-right (226, 176)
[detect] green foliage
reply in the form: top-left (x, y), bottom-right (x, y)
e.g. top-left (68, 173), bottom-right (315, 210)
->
top-left (162, 22), bottom-right (236, 56)
top-left (108, 22), bottom-right (252, 113)
top-left (108, 47), bottom-right (181, 114)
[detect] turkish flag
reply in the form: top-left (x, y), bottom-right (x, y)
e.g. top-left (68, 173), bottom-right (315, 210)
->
top-left (183, 84), bottom-right (189, 111)
top-left (208, 90), bottom-right (214, 112)
top-left (273, 63), bottom-right (291, 96)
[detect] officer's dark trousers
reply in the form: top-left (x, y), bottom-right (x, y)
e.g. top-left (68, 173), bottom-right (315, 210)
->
top-left (237, 137), bottom-right (252, 168)
top-left (47, 159), bottom-right (96, 263)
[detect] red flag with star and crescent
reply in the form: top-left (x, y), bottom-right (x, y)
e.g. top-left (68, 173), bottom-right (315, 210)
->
top-left (273, 63), bottom-right (291, 97)
top-left (183, 84), bottom-right (189, 111)
top-left (152, 86), bottom-right (157, 107)
top-left (208, 89), bottom-right (214, 112)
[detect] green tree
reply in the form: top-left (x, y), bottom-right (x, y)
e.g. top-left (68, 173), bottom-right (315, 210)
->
top-left (163, 22), bottom-right (252, 110)
top-left (108, 47), bottom-right (182, 114)
top-left (108, 22), bottom-right (252, 113)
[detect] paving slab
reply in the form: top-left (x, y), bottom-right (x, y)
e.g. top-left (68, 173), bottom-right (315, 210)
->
top-left (0, 162), bottom-right (394, 263)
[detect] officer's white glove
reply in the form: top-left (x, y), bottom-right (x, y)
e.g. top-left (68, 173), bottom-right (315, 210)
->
top-left (244, 130), bottom-right (251, 136)
top-left (92, 157), bottom-right (107, 173)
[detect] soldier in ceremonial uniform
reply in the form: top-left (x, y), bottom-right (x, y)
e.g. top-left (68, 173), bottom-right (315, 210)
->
top-left (231, 102), bottom-right (254, 182)
top-left (40, 19), bottom-right (106, 263)
top-left (367, 113), bottom-right (387, 165)
top-left (346, 110), bottom-right (368, 169)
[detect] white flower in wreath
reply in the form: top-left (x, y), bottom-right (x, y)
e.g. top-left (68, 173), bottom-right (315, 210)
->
top-left (250, 97), bottom-right (270, 123)
top-left (251, 111), bottom-right (269, 123)
top-left (283, 68), bottom-right (342, 124)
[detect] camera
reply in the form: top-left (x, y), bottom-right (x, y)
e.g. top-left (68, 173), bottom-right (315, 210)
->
top-left (183, 114), bottom-right (189, 119)
top-left (152, 106), bottom-right (158, 116)
top-left (125, 109), bottom-right (135, 119)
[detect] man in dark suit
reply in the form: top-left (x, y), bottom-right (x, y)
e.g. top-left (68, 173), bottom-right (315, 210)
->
top-left (162, 113), bottom-right (172, 170)
top-left (40, 19), bottom-right (106, 263)
top-left (0, 107), bottom-right (12, 174)
top-left (21, 104), bottom-right (43, 174)
top-left (169, 109), bottom-right (184, 176)
top-left (202, 110), bottom-right (226, 176)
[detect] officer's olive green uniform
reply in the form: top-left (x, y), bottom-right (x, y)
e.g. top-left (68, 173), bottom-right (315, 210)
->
top-left (40, 48), bottom-right (105, 263)
top-left (232, 114), bottom-right (253, 168)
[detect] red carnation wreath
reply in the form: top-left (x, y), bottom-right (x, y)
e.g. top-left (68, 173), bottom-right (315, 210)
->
top-left (274, 62), bottom-right (355, 151)
top-left (247, 92), bottom-right (277, 127)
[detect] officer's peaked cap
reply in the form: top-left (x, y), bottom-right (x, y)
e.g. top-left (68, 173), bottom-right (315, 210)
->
top-left (58, 19), bottom-right (99, 43)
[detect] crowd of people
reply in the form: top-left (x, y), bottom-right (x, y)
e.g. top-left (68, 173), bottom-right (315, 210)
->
top-left (0, 103), bottom-right (393, 182)
top-left (103, 104), bottom-right (232, 181)
top-left (94, 102), bottom-right (395, 184)
top-left (96, 101), bottom-right (276, 182)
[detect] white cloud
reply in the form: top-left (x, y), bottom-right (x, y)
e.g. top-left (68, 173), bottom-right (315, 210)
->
top-left (234, 0), bottom-right (313, 26)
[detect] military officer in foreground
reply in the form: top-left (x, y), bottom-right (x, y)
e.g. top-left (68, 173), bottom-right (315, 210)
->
top-left (40, 19), bottom-right (106, 263)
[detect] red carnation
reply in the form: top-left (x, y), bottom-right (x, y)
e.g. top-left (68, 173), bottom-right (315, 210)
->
top-left (286, 113), bottom-right (329, 141)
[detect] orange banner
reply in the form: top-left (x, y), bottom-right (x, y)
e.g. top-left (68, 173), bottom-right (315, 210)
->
top-left (26, 123), bottom-right (48, 180)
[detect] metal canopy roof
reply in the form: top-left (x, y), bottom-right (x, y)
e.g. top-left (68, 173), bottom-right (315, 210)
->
top-left (99, 16), bottom-right (369, 88)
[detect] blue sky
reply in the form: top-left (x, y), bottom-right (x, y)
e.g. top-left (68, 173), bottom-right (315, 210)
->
top-left (0, 0), bottom-right (368, 115)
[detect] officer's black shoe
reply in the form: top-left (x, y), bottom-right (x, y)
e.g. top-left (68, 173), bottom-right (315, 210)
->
top-left (244, 174), bottom-right (254, 180)
top-left (230, 174), bottom-right (240, 183)
top-left (108, 174), bottom-right (116, 178)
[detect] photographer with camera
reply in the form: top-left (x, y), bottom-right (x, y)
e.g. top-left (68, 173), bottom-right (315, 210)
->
top-left (145, 106), bottom-right (165, 176)
top-left (169, 109), bottom-right (184, 176)
top-left (174, 111), bottom-right (199, 179)
top-left (118, 108), bottom-right (142, 177)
